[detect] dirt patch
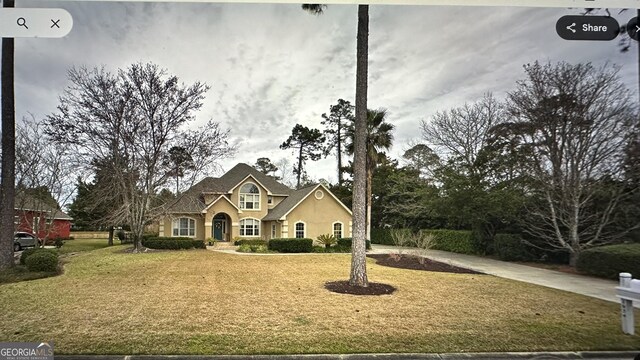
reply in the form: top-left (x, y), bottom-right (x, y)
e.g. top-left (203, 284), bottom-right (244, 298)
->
top-left (367, 254), bottom-right (483, 274)
top-left (325, 280), bottom-right (396, 295)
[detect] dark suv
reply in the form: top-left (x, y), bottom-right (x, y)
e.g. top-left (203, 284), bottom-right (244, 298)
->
top-left (14, 232), bottom-right (41, 251)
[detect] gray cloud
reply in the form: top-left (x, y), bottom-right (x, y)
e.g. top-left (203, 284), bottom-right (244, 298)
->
top-left (4, 1), bottom-right (638, 184)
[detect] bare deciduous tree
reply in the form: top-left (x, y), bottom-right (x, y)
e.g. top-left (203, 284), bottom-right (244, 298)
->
top-left (421, 93), bottom-right (504, 176)
top-left (15, 115), bottom-right (76, 243)
top-left (46, 63), bottom-right (236, 252)
top-left (496, 61), bottom-right (637, 266)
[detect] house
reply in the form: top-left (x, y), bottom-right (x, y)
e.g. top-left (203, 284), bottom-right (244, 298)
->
top-left (160, 163), bottom-right (352, 241)
top-left (14, 193), bottom-right (73, 240)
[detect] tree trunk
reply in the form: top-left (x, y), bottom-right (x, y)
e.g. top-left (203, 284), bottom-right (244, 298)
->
top-left (296, 145), bottom-right (303, 188)
top-left (349, 4), bottom-right (369, 288)
top-left (366, 164), bottom-right (372, 241)
top-left (337, 124), bottom-right (342, 186)
top-left (108, 226), bottom-right (114, 246)
top-left (0, 0), bottom-right (17, 271)
top-left (569, 251), bottom-right (578, 267)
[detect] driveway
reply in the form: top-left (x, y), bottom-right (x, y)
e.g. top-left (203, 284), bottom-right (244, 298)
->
top-left (370, 245), bottom-right (638, 308)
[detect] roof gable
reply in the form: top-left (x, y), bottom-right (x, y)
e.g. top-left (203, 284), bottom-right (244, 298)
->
top-left (263, 184), bottom-right (352, 221)
top-left (165, 163), bottom-right (292, 213)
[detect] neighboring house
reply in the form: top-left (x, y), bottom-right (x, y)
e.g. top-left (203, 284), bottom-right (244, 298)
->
top-left (160, 163), bottom-right (352, 241)
top-left (14, 193), bottom-right (73, 240)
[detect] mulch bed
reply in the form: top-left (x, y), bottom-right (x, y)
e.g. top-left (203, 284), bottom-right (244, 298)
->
top-left (367, 254), bottom-right (483, 274)
top-left (325, 280), bottom-right (396, 296)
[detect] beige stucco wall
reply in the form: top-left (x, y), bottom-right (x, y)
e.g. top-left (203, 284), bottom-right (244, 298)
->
top-left (159, 214), bottom-right (206, 240)
top-left (230, 177), bottom-right (269, 220)
top-left (284, 187), bottom-right (352, 240)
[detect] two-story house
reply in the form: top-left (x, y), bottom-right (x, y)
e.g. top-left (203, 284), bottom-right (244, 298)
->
top-left (160, 163), bottom-right (352, 241)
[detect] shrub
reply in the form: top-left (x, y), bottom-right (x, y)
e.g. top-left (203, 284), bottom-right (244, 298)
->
top-left (268, 238), bottom-right (313, 253)
top-left (426, 230), bottom-right (480, 255)
top-left (20, 248), bottom-right (57, 265)
top-left (316, 234), bottom-right (337, 249)
top-left (390, 229), bottom-right (413, 248)
top-left (237, 244), bottom-right (252, 253)
top-left (141, 237), bottom-right (205, 250)
top-left (25, 251), bottom-right (59, 272)
top-left (371, 228), bottom-right (394, 245)
top-left (234, 239), bottom-right (267, 246)
top-left (412, 230), bottom-right (435, 264)
top-left (576, 243), bottom-right (640, 279)
top-left (494, 233), bottom-right (537, 261)
top-left (54, 237), bottom-right (64, 249)
top-left (237, 244), bottom-right (270, 253)
top-left (337, 237), bottom-right (371, 250)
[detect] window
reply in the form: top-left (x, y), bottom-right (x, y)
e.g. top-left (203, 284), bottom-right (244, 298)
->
top-left (333, 222), bottom-right (343, 239)
top-left (315, 190), bottom-right (324, 200)
top-left (240, 218), bottom-right (260, 237)
top-left (267, 195), bottom-right (273, 205)
top-left (239, 183), bottom-right (260, 210)
top-left (271, 224), bottom-right (276, 238)
top-left (172, 217), bottom-right (196, 237)
top-left (295, 222), bottom-right (305, 239)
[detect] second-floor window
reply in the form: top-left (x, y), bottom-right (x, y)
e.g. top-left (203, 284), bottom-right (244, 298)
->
top-left (239, 183), bottom-right (260, 210)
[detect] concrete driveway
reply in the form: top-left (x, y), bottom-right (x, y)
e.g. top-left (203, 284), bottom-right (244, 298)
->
top-left (370, 245), bottom-right (639, 308)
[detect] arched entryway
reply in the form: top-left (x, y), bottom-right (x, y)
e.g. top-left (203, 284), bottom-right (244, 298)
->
top-left (212, 213), bottom-right (231, 241)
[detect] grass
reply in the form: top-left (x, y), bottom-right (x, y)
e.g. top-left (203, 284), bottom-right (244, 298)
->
top-left (0, 246), bottom-right (639, 355)
top-left (0, 239), bottom-right (110, 284)
top-left (57, 238), bottom-right (111, 255)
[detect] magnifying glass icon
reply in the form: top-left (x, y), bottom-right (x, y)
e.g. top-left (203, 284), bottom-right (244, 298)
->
top-left (17, 17), bottom-right (28, 29)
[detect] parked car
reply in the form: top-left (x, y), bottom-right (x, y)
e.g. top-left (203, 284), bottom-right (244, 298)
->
top-left (14, 232), bottom-right (41, 252)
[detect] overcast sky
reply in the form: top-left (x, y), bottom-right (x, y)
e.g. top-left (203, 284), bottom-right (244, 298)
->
top-left (4, 1), bottom-right (639, 185)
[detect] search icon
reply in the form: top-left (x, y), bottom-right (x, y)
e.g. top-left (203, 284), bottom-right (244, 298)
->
top-left (17, 17), bottom-right (28, 29)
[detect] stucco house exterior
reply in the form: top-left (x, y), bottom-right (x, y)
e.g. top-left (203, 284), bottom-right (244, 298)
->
top-left (159, 163), bottom-right (352, 241)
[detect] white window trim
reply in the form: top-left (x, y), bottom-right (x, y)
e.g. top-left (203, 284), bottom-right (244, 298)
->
top-left (172, 217), bottom-right (197, 238)
top-left (239, 217), bottom-right (261, 238)
top-left (332, 221), bottom-right (343, 239)
top-left (239, 182), bottom-right (261, 211)
top-left (294, 221), bottom-right (306, 239)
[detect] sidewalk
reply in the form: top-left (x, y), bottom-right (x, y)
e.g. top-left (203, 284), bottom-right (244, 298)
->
top-left (370, 245), bottom-right (639, 308)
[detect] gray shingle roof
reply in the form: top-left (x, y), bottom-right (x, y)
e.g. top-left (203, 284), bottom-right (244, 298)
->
top-left (262, 184), bottom-right (318, 221)
top-left (165, 163), bottom-right (293, 213)
top-left (14, 193), bottom-right (73, 220)
top-left (216, 163), bottom-right (292, 195)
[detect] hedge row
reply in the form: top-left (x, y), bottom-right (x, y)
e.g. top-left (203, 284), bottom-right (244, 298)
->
top-left (493, 233), bottom-right (536, 261)
top-left (576, 243), bottom-right (640, 279)
top-left (234, 239), bottom-right (268, 246)
top-left (142, 237), bottom-right (206, 250)
top-left (268, 238), bottom-right (313, 253)
top-left (426, 230), bottom-right (480, 255)
top-left (370, 228), bottom-right (394, 245)
top-left (337, 238), bottom-right (371, 250)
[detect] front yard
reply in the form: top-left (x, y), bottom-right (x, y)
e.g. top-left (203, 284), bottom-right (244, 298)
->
top-left (0, 244), bottom-right (639, 354)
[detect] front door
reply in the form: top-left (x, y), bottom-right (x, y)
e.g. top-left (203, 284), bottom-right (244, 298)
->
top-left (213, 219), bottom-right (224, 241)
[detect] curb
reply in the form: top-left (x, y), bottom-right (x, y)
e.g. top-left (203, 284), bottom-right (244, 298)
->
top-left (55, 351), bottom-right (640, 360)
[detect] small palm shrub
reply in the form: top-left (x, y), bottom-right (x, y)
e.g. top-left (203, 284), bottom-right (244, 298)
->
top-left (316, 234), bottom-right (337, 249)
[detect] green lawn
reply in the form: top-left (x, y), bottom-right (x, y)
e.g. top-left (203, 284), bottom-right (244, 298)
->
top-left (57, 238), bottom-right (111, 255)
top-left (0, 245), bottom-right (638, 355)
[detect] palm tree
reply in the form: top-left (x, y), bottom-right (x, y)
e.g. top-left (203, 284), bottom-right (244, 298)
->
top-left (346, 109), bottom-right (394, 242)
top-left (0, 0), bottom-right (16, 270)
top-left (303, 3), bottom-right (370, 287)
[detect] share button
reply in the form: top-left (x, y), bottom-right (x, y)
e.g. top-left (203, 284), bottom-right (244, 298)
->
top-left (556, 15), bottom-right (620, 41)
